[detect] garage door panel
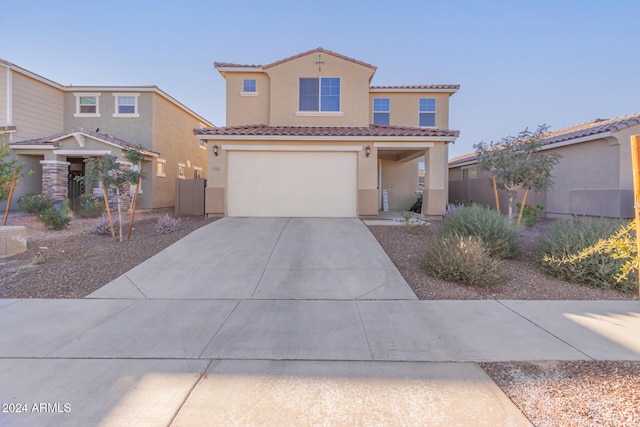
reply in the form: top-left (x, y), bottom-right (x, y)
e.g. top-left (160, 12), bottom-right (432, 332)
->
top-left (228, 151), bottom-right (357, 217)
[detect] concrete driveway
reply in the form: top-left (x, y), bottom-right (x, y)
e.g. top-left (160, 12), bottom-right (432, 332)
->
top-left (1, 217), bottom-right (638, 426)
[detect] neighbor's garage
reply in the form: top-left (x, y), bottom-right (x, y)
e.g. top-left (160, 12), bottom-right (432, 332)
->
top-left (227, 150), bottom-right (357, 217)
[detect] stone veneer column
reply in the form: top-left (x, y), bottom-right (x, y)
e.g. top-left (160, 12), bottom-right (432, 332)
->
top-left (40, 160), bottom-right (70, 202)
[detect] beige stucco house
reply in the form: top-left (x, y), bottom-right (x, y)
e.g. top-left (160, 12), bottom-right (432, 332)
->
top-left (195, 48), bottom-right (459, 218)
top-left (0, 58), bottom-right (213, 211)
top-left (449, 113), bottom-right (640, 218)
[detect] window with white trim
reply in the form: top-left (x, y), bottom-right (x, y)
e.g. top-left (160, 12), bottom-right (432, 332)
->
top-left (299, 77), bottom-right (340, 112)
top-left (419, 98), bottom-right (436, 127)
top-left (178, 163), bottom-right (185, 179)
top-left (242, 79), bottom-right (257, 95)
top-left (193, 166), bottom-right (202, 179)
top-left (113, 93), bottom-right (140, 117)
top-left (156, 159), bottom-right (166, 177)
top-left (373, 98), bottom-right (390, 125)
top-left (74, 93), bottom-right (101, 117)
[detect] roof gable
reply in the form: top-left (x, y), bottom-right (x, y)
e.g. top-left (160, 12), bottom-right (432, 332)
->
top-left (262, 47), bottom-right (377, 71)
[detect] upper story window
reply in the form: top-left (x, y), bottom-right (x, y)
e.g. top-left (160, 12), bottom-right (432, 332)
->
top-left (74, 93), bottom-right (101, 117)
top-left (419, 98), bottom-right (436, 127)
top-left (373, 98), bottom-right (390, 125)
top-left (299, 77), bottom-right (340, 112)
top-left (113, 93), bottom-right (140, 117)
top-left (242, 79), bottom-right (257, 94)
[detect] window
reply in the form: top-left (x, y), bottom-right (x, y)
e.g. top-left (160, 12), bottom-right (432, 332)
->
top-left (419, 98), bottom-right (436, 127)
top-left (193, 167), bottom-right (202, 179)
top-left (74, 93), bottom-right (101, 117)
top-left (178, 163), bottom-right (185, 179)
top-left (462, 166), bottom-right (477, 180)
top-left (242, 79), bottom-right (257, 93)
top-left (113, 93), bottom-right (139, 117)
top-left (156, 159), bottom-right (166, 177)
top-left (373, 98), bottom-right (390, 125)
top-left (299, 77), bottom-right (340, 112)
top-left (199, 140), bottom-right (206, 149)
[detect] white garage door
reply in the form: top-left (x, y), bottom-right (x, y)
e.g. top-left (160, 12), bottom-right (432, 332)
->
top-left (227, 151), bottom-right (357, 217)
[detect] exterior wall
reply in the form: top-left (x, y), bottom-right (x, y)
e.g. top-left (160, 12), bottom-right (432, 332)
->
top-left (225, 72), bottom-right (270, 126)
top-left (369, 92), bottom-right (450, 129)
top-left (11, 72), bottom-right (64, 140)
top-left (265, 52), bottom-right (375, 127)
top-left (150, 93), bottom-right (208, 209)
top-left (381, 158), bottom-right (420, 211)
top-left (614, 127), bottom-right (637, 190)
top-left (544, 138), bottom-right (623, 217)
top-left (63, 90), bottom-right (154, 148)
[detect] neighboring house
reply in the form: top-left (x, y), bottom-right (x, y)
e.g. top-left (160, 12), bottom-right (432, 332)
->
top-left (195, 47), bottom-right (459, 218)
top-left (449, 113), bottom-right (640, 218)
top-left (0, 58), bottom-right (213, 211)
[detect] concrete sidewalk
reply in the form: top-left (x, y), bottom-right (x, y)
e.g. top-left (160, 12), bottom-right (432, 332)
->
top-left (0, 218), bottom-right (638, 426)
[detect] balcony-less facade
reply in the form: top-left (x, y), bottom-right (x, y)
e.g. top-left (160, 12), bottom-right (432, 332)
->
top-left (196, 48), bottom-right (460, 218)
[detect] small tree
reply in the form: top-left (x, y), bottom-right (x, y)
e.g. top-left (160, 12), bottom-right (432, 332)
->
top-left (1, 132), bottom-right (31, 225)
top-left (474, 125), bottom-right (561, 225)
top-left (75, 146), bottom-right (145, 241)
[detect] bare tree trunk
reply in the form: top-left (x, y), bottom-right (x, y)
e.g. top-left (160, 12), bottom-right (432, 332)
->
top-left (517, 188), bottom-right (530, 227)
top-left (128, 175), bottom-right (141, 241)
top-left (116, 187), bottom-right (123, 242)
top-left (491, 175), bottom-right (500, 213)
top-left (102, 187), bottom-right (115, 241)
top-left (508, 195), bottom-right (514, 224)
top-left (2, 171), bottom-right (17, 225)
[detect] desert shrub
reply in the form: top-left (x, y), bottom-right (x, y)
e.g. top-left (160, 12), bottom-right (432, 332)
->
top-left (439, 204), bottom-right (521, 258)
top-left (422, 235), bottom-right (504, 286)
top-left (94, 216), bottom-right (118, 236)
top-left (409, 195), bottom-right (423, 213)
top-left (155, 214), bottom-right (180, 235)
top-left (75, 194), bottom-right (105, 218)
top-left (39, 207), bottom-right (71, 230)
top-left (17, 192), bottom-right (55, 214)
top-left (535, 218), bottom-right (635, 291)
top-left (516, 203), bottom-right (545, 228)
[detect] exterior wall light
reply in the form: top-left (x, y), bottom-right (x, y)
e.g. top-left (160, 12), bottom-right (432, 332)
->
top-left (213, 144), bottom-right (219, 156)
top-left (365, 145), bottom-right (371, 157)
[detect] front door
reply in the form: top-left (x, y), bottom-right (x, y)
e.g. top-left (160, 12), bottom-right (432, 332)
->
top-left (68, 158), bottom-right (85, 212)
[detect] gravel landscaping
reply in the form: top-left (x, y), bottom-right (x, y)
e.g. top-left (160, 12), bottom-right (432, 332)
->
top-left (1, 213), bottom-right (638, 425)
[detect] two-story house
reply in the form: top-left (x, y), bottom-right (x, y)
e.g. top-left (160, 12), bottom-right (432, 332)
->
top-left (195, 48), bottom-right (459, 218)
top-left (0, 59), bottom-right (213, 211)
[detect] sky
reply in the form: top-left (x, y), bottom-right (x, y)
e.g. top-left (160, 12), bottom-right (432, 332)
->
top-left (1, 0), bottom-right (639, 159)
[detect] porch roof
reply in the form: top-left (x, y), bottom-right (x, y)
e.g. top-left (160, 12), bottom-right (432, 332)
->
top-left (9, 128), bottom-right (159, 156)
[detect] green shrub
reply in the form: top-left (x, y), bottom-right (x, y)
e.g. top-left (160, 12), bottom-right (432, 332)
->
top-left (17, 192), bottom-right (55, 214)
top-left (516, 203), bottom-right (545, 228)
top-left (409, 195), bottom-right (423, 213)
top-left (535, 218), bottom-right (635, 292)
top-left (439, 204), bottom-right (521, 258)
top-left (39, 207), bottom-right (71, 230)
top-left (422, 235), bottom-right (504, 286)
top-left (75, 194), bottom-right (105, 218)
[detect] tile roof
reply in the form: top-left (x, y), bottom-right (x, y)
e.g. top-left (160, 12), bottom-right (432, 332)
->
top-left (449, 113), bottom-right (640, 166)
top-left (541, 113), bottom-right (640, 145)
top-left (371, 85), bottom-right (460, 90)
top-left (214, 48), bottom-right (377, 72)
top-left (195, 124), bottom-right (459, 138)
top-left (10, 127), bottom-right (159, 155)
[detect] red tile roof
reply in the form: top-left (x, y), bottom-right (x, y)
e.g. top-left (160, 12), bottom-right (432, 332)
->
top-left (195, 124), bottom-right (459, 138)
top-left (263, 47), bottom-right (377, 71)
top-left (214, 47), bottom-right (377, 72)
top-left (449, 113), bottom-right (640, 166)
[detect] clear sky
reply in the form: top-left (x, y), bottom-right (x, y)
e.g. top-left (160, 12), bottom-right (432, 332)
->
top-left (1, 0), bottom-right (638, 158)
